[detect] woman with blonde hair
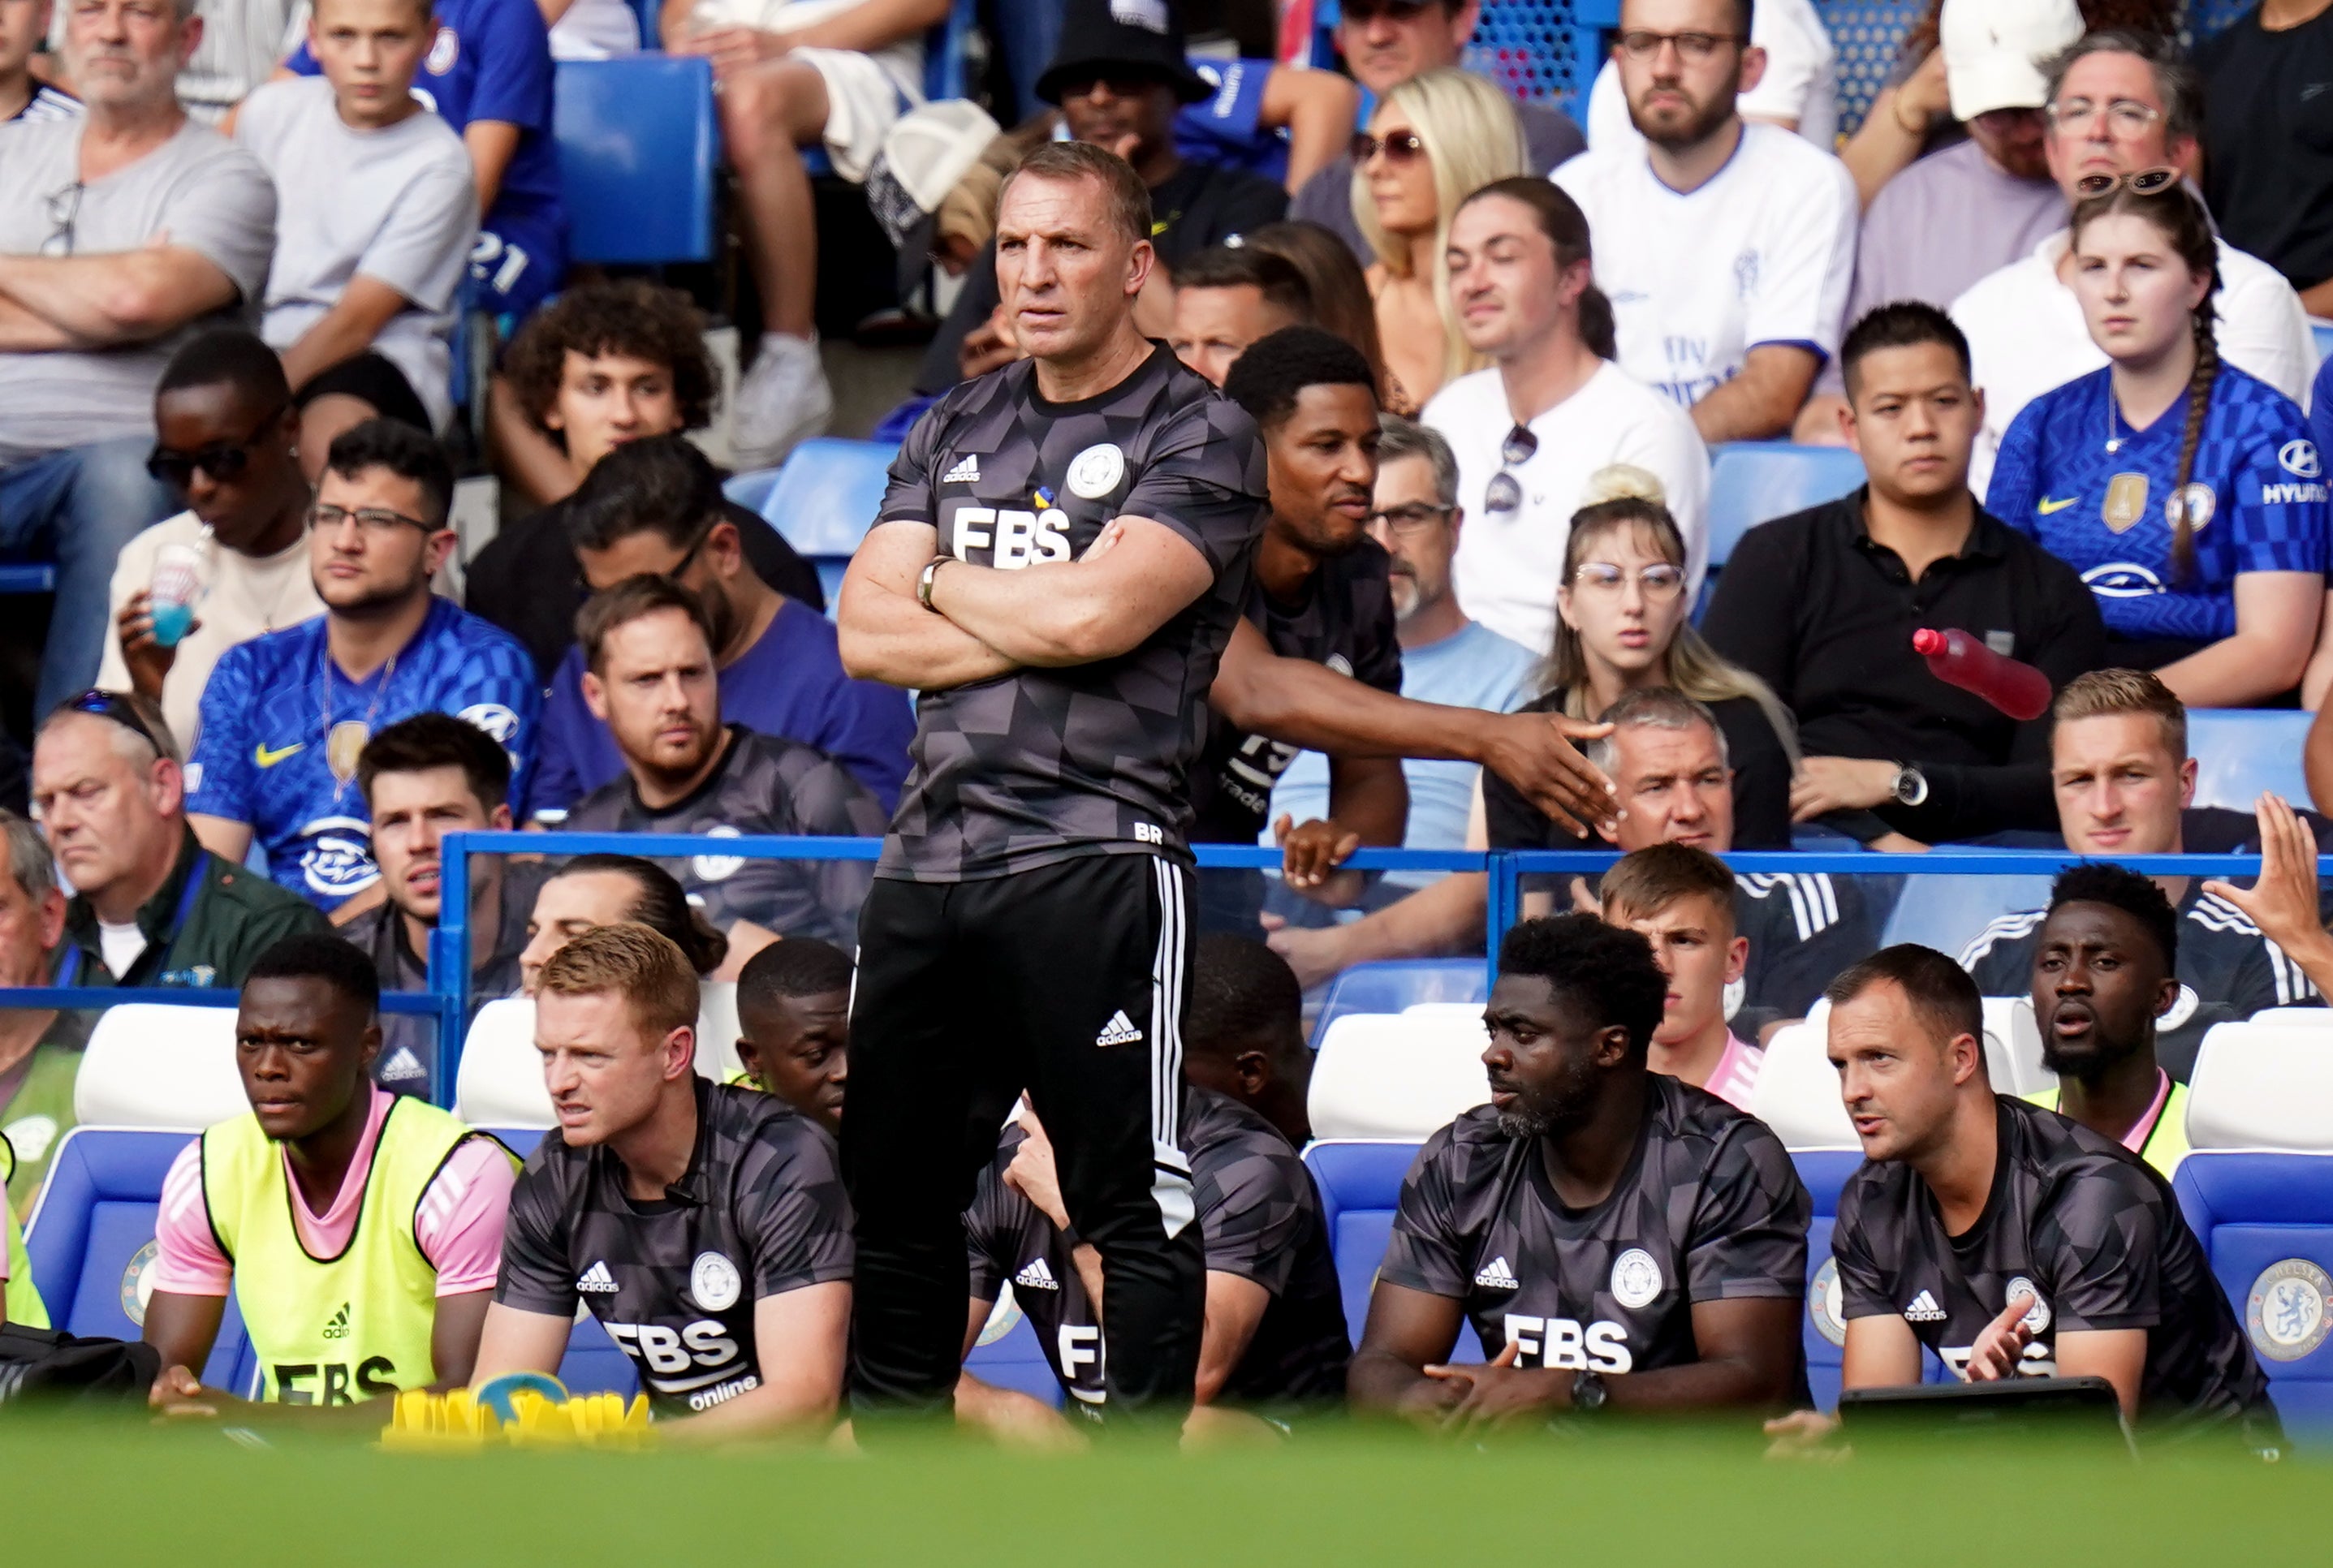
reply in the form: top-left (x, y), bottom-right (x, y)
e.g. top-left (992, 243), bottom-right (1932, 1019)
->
top-left (1353, 68), bottom-right (1525, 416)
top-left (1486, 466), bottom-right (1800, 851)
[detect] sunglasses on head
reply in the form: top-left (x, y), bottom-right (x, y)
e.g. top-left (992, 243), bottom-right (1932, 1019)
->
top-left (144, 399), bottom-right (289, 490)
top-left (57, 688), bottom-right (163, 754)
top-left (1352, 130), bottom-right (1427, 165)
top-left (2073, 166), bottom-right (2181, 200)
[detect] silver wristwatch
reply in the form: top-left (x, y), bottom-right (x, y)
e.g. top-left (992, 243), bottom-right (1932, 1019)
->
top-left (916, 556), bottom-right (949, 613)
top-left (1890, 764), bottom-right (1930, 808)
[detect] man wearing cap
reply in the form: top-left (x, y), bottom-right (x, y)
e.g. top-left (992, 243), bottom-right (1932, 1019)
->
top-left (1794, 0), bottom-right (2081, 442)
top-left (1947, 26), bottom-right (2314, 496)
top-left (1287, 0), bottom-right (1584, 257)
top-left (669, 0), bottom-right (955, 468)
top-left (912, 0), bottom-right (1287, 397)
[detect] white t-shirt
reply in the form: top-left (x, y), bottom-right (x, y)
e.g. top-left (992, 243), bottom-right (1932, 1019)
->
top-left (97, 920), bottom-right (148, 979)
top-left (1425, 360), bottom-right (1713, 657)
top-left (1553, 121), bottom-right (1857, 414)
top-left (685, 0), bottom-right (921, 100)
top-left (97, 511), bottom-right (326, 753)
top-left (233, 76), bottom-right (477, 432)
top-left (1585, 0), bottom-right (1838, 153)
top-left (550, 0), bottom-right (644, 58)
top-left (1951, 229), bottom-right (2316, 501)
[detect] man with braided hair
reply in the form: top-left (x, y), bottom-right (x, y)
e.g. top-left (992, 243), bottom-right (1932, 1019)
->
top-left (1984, 174), bottom-right (2327, 705)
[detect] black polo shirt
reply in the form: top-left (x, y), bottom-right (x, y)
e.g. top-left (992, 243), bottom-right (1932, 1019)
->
top-left (1701, 490), bottom-right (2105, 843)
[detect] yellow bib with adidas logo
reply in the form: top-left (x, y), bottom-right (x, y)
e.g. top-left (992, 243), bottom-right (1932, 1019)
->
top-left (2, 1132), bottom-right (49, 1329)
top-left (2024, 1080), bottom-right (2192, 1178)
top-left (201, 1098), bottom-right (494, 1404)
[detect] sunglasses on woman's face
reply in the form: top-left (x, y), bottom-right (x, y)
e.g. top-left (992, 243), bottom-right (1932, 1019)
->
top-left (1352, 130), bottom-right (1426, 166)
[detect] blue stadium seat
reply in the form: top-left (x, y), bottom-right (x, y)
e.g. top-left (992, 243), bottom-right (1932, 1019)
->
top-left (2175, 1152), bottom-right (2333, 1447)
top-left (2188, 709), bottom-right (2314, 813)
top-left (554, 57), bottom-right (718, 266)
top-left (2316, 321), bottom-right (2333, 368)
top-left (758, 437), bottom-right (897, 606)
top-left (0, 566), bottom-right (56, 594)
top-left (965, 1312), bottom-right (1064, 1406)
top-left (1304, 1139), bottom-right (1482, 1362)
top-left (494, 1130), bottom-right (639, 1397)
top-left (1876, 855), bottom-right (2054, 962)
top-left (1792, 1148), bottom-right (1861, 1412)
top-left (1704, 443), bottom-right (1869, 571)
top-left (1309, 958), bottom-right (1489, 1049)
top-left (26, 1127), bottom-right (258, 1394)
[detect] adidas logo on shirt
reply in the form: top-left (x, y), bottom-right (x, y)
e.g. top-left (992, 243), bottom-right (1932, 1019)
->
top-left (1904, 1290), bottom-right (1947, 1322)
top-left (1095, 1010), bottom-right (1143, 1046)
top-left (321, 1302), bottom-right (351, 1339)
top-left (576, 1260), bottom-right (619, 1294)
top-left (1474, 1256), bottom-right (1520, 1290)
top-left (377, 1046), bottom-right (427, 1083)
top-left (1014, 1259), bottom-right (1060, 1291)
top-left (942, 454), bottom-right (981, 483)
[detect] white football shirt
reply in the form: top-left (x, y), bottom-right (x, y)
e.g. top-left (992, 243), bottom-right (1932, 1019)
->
top-left (1553, 122), bottom-right (1857, 414)
top-left (1425, 360), bottom-right (1712, 657)
top-left (1951, 228), bottom-right (2316, 501)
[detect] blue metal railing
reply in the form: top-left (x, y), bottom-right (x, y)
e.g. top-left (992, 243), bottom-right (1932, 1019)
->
top-left (0, 834), bottom-right (2279, 1113)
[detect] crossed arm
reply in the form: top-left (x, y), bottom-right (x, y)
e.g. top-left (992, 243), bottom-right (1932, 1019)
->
top-left (1349, 1281), bottom-right (1804, 1428)
top-left (0, 247), bottom-right (238, 351)
top-left (470, 1284), bottom-right (851, 1441)
top-left (144, 1286), bottom-right (494, 1418)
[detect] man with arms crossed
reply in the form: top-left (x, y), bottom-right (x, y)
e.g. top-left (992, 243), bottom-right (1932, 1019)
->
top-left (1350, 913), bottom-right (1809, 1426)
top-left (144, 935), bottom-right (516, 1413)
top-left (1808, 944), bottom-right (2277, 1441)
top-left (472, 923), bottom-right (852, 1436)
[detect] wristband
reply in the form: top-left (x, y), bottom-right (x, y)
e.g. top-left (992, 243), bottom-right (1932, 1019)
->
top-left (917, 555), bottom-right (950, 613)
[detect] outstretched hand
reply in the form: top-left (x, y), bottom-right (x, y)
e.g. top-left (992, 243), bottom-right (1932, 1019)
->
top-left (1478, 713), bottom-right (1616, 839)
top-left (1964, 1291), bottom-right (2038, 1383)
top-left (2203, 794), bottom-right (2329, 968)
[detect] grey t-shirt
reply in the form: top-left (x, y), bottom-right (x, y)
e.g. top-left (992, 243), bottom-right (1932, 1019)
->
top-left (235, 77), bottom-right (477, 430)
top-left (0, 115), bottom-right (277, 461)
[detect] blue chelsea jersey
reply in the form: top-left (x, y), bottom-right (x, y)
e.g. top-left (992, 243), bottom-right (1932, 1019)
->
top-left (1986, 364), bottom-right (2329, 643)
top-left (186, 597), bottom-right (541, 910)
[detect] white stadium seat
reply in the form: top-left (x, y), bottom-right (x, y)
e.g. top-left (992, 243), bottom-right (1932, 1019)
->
top-left (1749, 1021), bottom-right (1856, 1150)
top-left (2187, 1023), bottom-right (2333, 1152)
top-left (1400, 1002), bottom-right (1486, 1021)
top-left (2251, 1007), bottom-right (2333, 1027)
top-left (74, 1004), bottom-right (245, 1129)
top-left (455, 991), bottom-right (748, 1129)
top-left (1982, 997), bottom-right (2054, 1098)
top-left (1309, 1012), bottom-right (1491, 1141)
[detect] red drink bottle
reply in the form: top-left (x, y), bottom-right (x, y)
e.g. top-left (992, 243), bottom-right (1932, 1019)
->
top-left (1910, 628), bottom-right (2052, 722)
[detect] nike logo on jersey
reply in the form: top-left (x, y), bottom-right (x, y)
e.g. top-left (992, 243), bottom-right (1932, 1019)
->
top-left (2038, 496), bottom-right (2080, 515)
top-left (1904, 1290), bottom-right (1947, 1322)
top-left (1015, 1259), bottom-right (1060, 1291)
top-left (1095, 1010), bottom-right (1143, 1046)
top-left (1474, 1256), bottom-right (1520, 1290)
top-left (255, 741), bottom-right (305, 766)
top-left (576, 1260), bottom-right (618, 1294)
top-left (942, 454), bottom-right (980, 483)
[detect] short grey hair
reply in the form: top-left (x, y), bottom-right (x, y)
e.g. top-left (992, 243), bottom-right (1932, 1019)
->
top-left (1584, 687), bottom-right (1729, 774)
top-left (2042, 28), bottom-right (2203, 149)
top-left (1376, 415), bottom-right (1459, 510)
top-left (0, 809), bottom-right (59, 907)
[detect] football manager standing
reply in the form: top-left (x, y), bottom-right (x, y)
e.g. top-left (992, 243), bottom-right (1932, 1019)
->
top-left (836, 141), bottom-right (1270, 1428)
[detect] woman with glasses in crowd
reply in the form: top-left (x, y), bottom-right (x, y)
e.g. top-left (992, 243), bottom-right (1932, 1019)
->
top-left (1353, 68), bottom-right (1526, 416)
top-left (1485, 470), bottom-right (1799, 852)
top-left (1986, 173), bottom-right (2329, 708)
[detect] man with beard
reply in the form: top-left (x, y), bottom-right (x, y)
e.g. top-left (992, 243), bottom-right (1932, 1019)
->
top-left (558, 576), bottom-right (888, 966)
top-left (1201, 327), bottom-right (1408, 932)
top-left (1552, 0), bottom-right (1856, 442)
top-left (186, 420), bottom-right (539, 912)
top-left (1348, 913), bottom-right (1809, 1426)
top-left (524, 435), bottom-right (912, 821)
top-left (2023, 865), bottom-right (2193, 1177)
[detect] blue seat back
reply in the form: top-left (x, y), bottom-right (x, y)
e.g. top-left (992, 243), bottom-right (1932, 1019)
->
top-left (1304, 1139), bottom-right (1482, 1362)
top-left (1792, 1148), bottom-right (1863, 1412)
top-left (760, 437), bottom-right (897, 605)
top-left (1309, 958), bottom-right (1489, 1049)
top-left (2176, 1151), bottom-right (2333, 1446)
top-left (26, 1128), bottom-right (257, 1394)
top-left (965, 1313), bottom-right (1064, 1406)
top-left (1877, 855), bottom-right (2054, 960)
top-left (553, 57), bottom-right (718, 266)
top-left (1705, 444), bottom-right (1868, 570)
top-left (2314, 321), bottom-right (2333, 368)
top-left (0, 566), bottom-right (57, 594)
top-left (2188, 709), bottom-right (2314, 814)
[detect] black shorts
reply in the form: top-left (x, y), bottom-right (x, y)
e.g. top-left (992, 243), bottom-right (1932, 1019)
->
top-left (294, 351), bottom-right (432, 433)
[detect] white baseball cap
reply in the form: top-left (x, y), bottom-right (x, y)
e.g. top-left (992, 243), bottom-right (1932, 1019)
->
top-left (1941, 0), bottom-right (2085, 122)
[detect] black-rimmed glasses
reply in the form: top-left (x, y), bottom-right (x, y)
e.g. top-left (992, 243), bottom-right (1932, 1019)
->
top-left (1616, 28), bottom-right (1746, 61)
top-left (306, 502), bottom-right (436, 536)
top-left (1482, 424), bottom-right (1538, 515)
top-left (1365, 502), bottom-right (1456, 535)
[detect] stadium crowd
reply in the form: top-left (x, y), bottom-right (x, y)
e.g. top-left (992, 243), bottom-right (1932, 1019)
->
top-left (0, 0), bottom-right (2330, 1450)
